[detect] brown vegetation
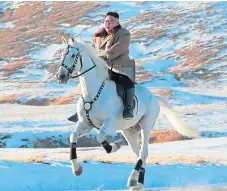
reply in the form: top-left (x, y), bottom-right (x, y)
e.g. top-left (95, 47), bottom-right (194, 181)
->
top-left (151, 89), bottom-right (172, 99)
top-left (49, 95), bottom-right (76, 105)
top-left (171, 40), bottom-right (226, 78)
top-left (150, 130), bottom-right (191, 143)
top-left (0, 94), bottom-right (21, 104)
top-left (0, 2), bottom-right (105, 58)
top-left (0, 93), bottom-right (77, 106)
top-left (2, 60), bottom-right (31, 76)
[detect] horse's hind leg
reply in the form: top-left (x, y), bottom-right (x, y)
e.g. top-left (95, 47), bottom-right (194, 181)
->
top-left (129, 98), bottom-right (160, 190)
top-left (121, 127), bottom-right (141, 188)
top-left (121, 127), bottom-right (141, 157)
top-left (70, 122), bottom-right (92, 176)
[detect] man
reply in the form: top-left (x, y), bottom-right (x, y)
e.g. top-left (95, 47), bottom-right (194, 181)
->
top-left (68, 12), bottom-right (135, 122)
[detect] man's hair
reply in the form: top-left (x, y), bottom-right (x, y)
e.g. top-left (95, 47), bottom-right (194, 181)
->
top-left (105, 12), bottom-right (119, 19)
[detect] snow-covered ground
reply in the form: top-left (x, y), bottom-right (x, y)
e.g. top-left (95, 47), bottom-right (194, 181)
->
top-left (1, 137), bottom-right (227, 165)
top-left (1, 137), bottom-right (227, 191)
top-left (1, 160), bottom-right (227, 191)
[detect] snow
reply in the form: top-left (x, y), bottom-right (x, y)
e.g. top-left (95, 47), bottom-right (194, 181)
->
top-left (64, 25), bottom-right (89, 35)
top-left (1, 137), bottom-right (227, 190)
top-left (144, 37), bottom-right (176, 56)
top-left (105, 2), bottom-right (142, 21)
top-left (1, 137), bottom-right (227, 165)
top-left (216, 48), bottom-right (227, 58)
top-left (31, 44), bottom-right (65, 61)
top-left (143, 73), bottom-right (184, 88)
top-left (171, 90), bottom-right (227, 106)
top-left (0, 160), bottom-right (227, 191)
top-left (205, 62), bottom-right (227, 71)
top-left (43, 7), bottom-right (52, 13)
top-left (0, 120), bottom-right (71, 129)
top-left (0, 22), bottom-right (15, 29)
top-left (10, 65), bottom-right (48, 81)
top-left (3, 131), bottom-right (70, 148)
top-left (1, 1), bottom-right (25, 10)
top-left (129, 42), bottom-right (150, 60)
top-left (143, 59), bottom-right (176, 73)
top-left (64, 24), bottom-right (102, 42)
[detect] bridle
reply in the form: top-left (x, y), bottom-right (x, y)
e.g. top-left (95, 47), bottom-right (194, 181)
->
top-left (61, 45), bottom-right (96, 79)
top-left (60, 44), bottom-right (105, 128)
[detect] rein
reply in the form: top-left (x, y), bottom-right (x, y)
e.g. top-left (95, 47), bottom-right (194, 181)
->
top-left (71, 65), bottom-right (96, 78)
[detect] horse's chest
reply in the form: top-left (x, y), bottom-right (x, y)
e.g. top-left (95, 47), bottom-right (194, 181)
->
top-left (77, 85), bottom-right (122, 128)
top-left (78, 100), bottom-right (105, 128)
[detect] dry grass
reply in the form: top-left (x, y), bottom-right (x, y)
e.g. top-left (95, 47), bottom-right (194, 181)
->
top-left (0, 94), bottom-right (21, 104)
top-left (151, 89), bottom-right (172, 99)
top-left (1, 152), bottom-right (215, 165)
top-left (49, 95), bottom-right (76, 105)
top-left (0, 93), bottom-right (77, 106)
top-left (2, 149), bottom-right (227, 166)
top-left (150, 130), bottom-right (190, 143)
top-left (1, 155), bottom-right (45, 163)
top-left (136, 73), bottom-right (153, 82)
top-left (171, 40), bottom-right (226, 78)
top-left (2, 60), bottom-right (31, 76)
top-left (0, 2), bottom-right (105, 58)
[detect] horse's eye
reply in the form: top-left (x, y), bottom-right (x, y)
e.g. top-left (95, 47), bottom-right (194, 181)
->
top-left (72, 54), bottom-right (75, 58)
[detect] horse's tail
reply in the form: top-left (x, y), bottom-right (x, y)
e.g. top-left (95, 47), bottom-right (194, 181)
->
top-left (157, 97), bottom-right (200, 138)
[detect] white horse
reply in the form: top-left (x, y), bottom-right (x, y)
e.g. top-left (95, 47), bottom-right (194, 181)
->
top-left (56, 36), bottom-right (199, 190)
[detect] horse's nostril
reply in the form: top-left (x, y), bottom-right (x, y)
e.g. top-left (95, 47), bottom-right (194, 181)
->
top-left (60, 74), bottom-right (65, 79)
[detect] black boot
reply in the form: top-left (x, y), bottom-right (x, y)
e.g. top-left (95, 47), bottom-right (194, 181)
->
top-left (123, 88), bottom-right (135, 120)
top-left (68, 113), bottom-right (78, 123)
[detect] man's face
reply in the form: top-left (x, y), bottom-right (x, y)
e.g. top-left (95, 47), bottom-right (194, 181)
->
top-left (104, 15), bottom-right (119, 32)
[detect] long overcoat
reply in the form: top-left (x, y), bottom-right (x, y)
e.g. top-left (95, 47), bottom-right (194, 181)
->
top-left (92, 25), bottom-right (135, 82)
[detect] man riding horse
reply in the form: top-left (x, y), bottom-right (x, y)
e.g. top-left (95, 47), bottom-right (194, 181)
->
top-left (68, 11), bottom-right (135, 121)
top-left (56, 14), bottom-right (199, 189)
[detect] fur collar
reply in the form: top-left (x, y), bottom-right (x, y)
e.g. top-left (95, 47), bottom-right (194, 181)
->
top-left (94, 25), bottom-right (122, 37)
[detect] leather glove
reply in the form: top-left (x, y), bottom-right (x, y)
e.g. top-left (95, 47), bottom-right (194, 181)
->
top-left (98, 50), bottom-right (108, 60)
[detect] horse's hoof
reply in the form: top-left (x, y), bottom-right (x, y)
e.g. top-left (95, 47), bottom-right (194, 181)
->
top-left (137, 183), bottom-right (144, 190)
top-left (72, 165), bottom-right (83, 176)
top-left (129, 187), bottom-right (142, 191)
top-left (127, 179), bottom-right (137, 187)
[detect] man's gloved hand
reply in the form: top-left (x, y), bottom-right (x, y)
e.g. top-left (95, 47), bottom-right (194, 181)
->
top-left (98, 50), bottom-right (108, 60)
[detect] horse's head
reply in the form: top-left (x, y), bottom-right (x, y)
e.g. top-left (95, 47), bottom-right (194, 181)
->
top-left (56, 36), bottom-right (83, 84)
top-left (57, 35), bottom-right (108, 84)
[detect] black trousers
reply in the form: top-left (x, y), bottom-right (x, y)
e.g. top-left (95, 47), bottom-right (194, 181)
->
top-left (108, 69), bottom-right (134, 89)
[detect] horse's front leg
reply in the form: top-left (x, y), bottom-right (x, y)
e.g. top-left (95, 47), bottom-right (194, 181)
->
top-left (70, 122), bottom-right (92, 176)
top-left (96, 118), bottom-right (121, 154)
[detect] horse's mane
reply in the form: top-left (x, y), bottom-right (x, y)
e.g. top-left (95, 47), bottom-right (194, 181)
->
top-left (74, 39), bottom-right (108, 82)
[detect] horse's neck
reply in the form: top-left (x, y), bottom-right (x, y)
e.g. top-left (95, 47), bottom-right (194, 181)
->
top-left (79, 56), bottom-right (103, 101)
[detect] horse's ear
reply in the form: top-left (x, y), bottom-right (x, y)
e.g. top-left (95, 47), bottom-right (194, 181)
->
top-left (73, 34), bottom-right (77, 42)
top-left (68, 36), bottom-right (74, 45)
top-left (61, 35), bottom-right (68, 45)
